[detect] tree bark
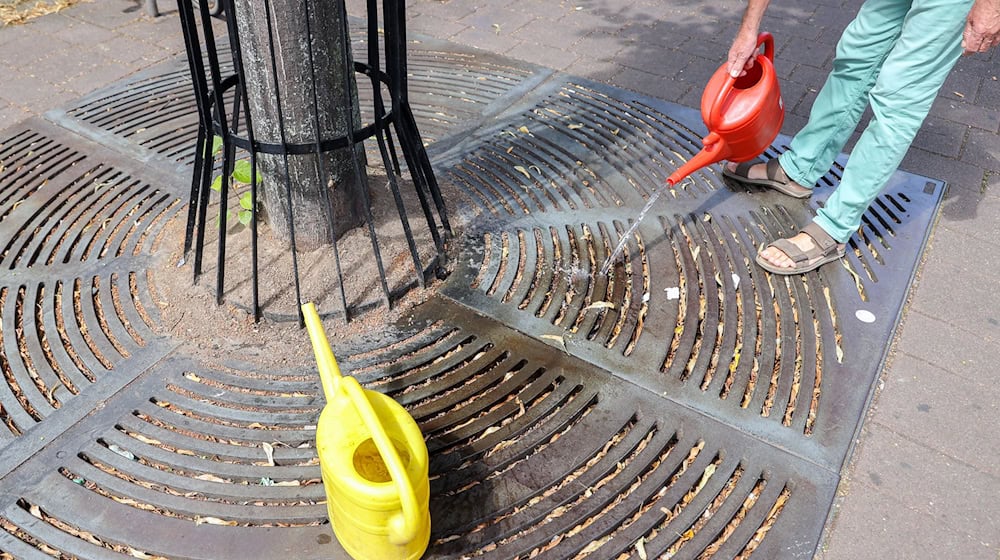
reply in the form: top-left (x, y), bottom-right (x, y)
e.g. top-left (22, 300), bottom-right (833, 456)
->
top-left (232, 0), bottom-right (366, 250)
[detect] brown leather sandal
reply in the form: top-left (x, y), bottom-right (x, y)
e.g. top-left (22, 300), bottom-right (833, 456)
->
top-left (756, 222), bottom-right (846, 275)
top-left (723, 158), bottom-right (812, 199)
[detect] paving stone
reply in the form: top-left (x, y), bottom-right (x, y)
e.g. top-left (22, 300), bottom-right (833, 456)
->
top-left (408, 0), bottom-right (478, 21)
top-left (65, 0), bottom-right (150, 30)
top-left (820, 468), bottom-right (999, 559)
top-left (0, 104), bottom-right (29, 130)
top-left (872, 353), bottom-right (1000, 478)
top-left (899, 147), bottom-right (985, 192)
top-left (895, 310), bottom-right (1000, 383)
top-left (937, 178), bottom-right (1000, 241)
top-left (570, 30), bottom-right (630, 62)
top-left (841, 425), bottom-right (1000, 547)
top-left (929, 95), bottom-right (1000, 133)
top-left (612, 66), bottom-right (691, 103)
top-left (457, 6), bottom-right (536, 36)
top-left (408, 13), bottom-right (469, 39)
top-left (911, 116), bottom-right (967, 159)
top-left (778, 33), bottom-right (833, 68)
top-left (789, 63), bottom-right (830, 90)
top-left (508, 0), bottom-right (580, 21)
top-left (0, 67), bottom-right (77, 114)
top-left (961, 127), bottom-right (1000, 173)
top-left (505, 41), bottom-right (579, 72)
top-left (512, 17), bottom-right (587, 48)
top-left (563, 57), bottom-right (622, 84)
top-left (0, 21), bottom-right (72, 54)
top-left (450, 25), bottom-right (524, 53)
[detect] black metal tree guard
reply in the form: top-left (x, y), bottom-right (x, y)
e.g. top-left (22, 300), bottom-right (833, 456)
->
top-left (175, 0), bottom-right (451, 324)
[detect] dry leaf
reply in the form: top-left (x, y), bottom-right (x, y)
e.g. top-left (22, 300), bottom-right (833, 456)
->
top-left (585, 301), bottom-right (615, 311)
top-left (540, 334), bottom-right (567, 352)
top-left (195, 516), bottom-right (238, 526)
top-left (261, 442), bottom-right (275, 466)
top-left (568, 123), bottom-right (584, 130)
top-left (514, 165), bottom-right (531, 179)
top-left (132, 434), bottom-right (162, 446)
top-left (184, 372), bottom-right (201, 382)
top-left (195, 473), bottom-right (229, 483)
top-left (695, 463), bottom-right (717, 493)
top-left (636, 536), bottom-right (648, 560)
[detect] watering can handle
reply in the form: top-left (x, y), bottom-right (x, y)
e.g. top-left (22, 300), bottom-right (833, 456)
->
top-left (709, 32), bottom-right (775, 127)
top-left (341, 376), bottom-right (423, 546)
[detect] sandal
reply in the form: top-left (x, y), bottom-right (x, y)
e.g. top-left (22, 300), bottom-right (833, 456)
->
top-left (756, 222), bottom-right (846, 275)
top-left (723, 158), bottom-right (812, 199)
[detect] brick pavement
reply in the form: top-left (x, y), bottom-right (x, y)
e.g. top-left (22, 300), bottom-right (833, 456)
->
top-left (2, 0), bottom-right (999, 557)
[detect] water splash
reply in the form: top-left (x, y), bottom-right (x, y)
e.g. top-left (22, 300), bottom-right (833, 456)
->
top-left (599, 188), bottom-right (663, 275)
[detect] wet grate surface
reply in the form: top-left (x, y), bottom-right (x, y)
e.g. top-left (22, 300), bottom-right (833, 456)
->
top-left (0, 29), bottom-right (941, 560)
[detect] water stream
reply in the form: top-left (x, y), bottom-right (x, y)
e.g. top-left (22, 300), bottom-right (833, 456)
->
top-left (598, 188), bottom-right (663, 276)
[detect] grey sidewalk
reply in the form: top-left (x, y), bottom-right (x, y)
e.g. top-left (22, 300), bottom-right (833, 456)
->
top-left (1, 0), bottom-right (998, 558)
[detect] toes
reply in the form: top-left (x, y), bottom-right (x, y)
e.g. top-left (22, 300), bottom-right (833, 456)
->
top-left (760, 247), bottom-right (792, 268)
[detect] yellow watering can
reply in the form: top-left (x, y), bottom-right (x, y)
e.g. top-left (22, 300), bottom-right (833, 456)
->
top-left (302, 303), bottom-right (431, 560)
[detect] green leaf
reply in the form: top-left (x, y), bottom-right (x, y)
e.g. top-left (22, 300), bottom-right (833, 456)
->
top-left (238, 210), bottom-right (253, 226)
top-left (210, 174), bottom-right (223, 192)
top-left (232, 160), bottom-right (255, 184)
top-left (211, 136), bottom-right (224, 156)
top-left (239, 191), bottom-right (254, 210)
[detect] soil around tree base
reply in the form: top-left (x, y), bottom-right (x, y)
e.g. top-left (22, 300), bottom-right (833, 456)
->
top-left (149, 172), bottom-right (464, 371)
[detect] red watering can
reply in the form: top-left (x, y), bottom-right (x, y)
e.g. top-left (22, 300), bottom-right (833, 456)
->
top-left (666, 32), bottom-right (783, 186)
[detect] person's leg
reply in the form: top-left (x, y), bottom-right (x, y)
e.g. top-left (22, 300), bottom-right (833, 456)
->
top-left (778, 0), bottom-right (912, 187)
top-left (728, 0), bottom-right (912, 188)
top-left (814, 0), bottom-right (971, 241)
top-left (760, 0), bottom-right (971, 272)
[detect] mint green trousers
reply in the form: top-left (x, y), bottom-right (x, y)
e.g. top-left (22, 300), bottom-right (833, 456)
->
top-left (777, 0), bottom-right (972, 242)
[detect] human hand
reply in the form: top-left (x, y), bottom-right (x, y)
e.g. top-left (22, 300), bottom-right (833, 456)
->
top-left (963, 0), bottom-right (1000, 55)
top-left (727, 28), bottom-right (761, 77)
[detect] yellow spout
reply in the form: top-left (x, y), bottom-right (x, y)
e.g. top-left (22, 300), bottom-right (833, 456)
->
top-left (302, 302), bottom-right (341, 402)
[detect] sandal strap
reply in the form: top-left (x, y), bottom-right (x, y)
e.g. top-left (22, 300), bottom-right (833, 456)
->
top-left (734, 160), bottom-right (759, 177)
top-left (800, 222), bottom-right (837, 252)
top-left (765, 158), bottom-right (788, 183)
top-left (768, 238), bottom-right (812, 263)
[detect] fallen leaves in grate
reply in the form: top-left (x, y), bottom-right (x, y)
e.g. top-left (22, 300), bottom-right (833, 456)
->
top-left (0, 0), bottom-right (78, 26)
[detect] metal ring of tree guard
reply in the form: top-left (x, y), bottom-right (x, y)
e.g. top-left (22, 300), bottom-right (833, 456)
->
top-left (0, 25), bottom-right (942, 560)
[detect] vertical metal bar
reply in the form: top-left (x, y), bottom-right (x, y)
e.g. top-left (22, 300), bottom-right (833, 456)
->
top-left (383, 0), bottom-right (444, 254)
top-left (176, 0), bottom-right (215, 275)
top-left (338, 0), bottom-right (392, 309)
top-left (390, 0), bottom-right (451, 238)
top-left (195, 0), bottom-right (235, 299)
top-left (366, 0), bottom-right (425, 287)
top-left (222, 0), bottom-right (262, 321)
top-left (261, 0), bottom-right (306, 326)
top-left (303, 0), bottom-right (351, 322)
top-left (213, 87), bottom-right (245, 305)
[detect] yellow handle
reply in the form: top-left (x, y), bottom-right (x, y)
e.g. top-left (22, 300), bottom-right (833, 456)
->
top-left (340, 376), bottom-right (422, 545)
top-left (301, 303), bottom-right (422, 545)
top-left (302, 303), bottom-right (341, 402)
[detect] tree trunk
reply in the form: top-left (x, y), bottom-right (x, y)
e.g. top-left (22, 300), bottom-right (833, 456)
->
top-left (232, 0), bottom-right (366, 250)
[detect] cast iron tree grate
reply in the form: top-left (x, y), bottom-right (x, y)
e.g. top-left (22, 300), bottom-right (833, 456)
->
top-left (0, 19), bottom-right (943, 560)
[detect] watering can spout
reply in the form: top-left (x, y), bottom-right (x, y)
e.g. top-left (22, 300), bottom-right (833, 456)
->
top-left (302, 302), bottom-right (340, 400)
top-left (666, 132), bottom-right (726, 187)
